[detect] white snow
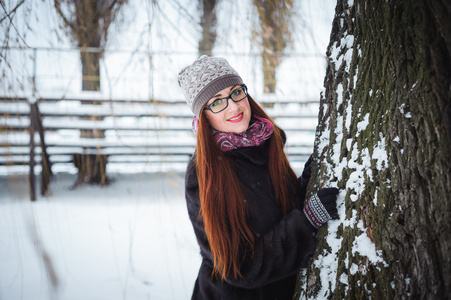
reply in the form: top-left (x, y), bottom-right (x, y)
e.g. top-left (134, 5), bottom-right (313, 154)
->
top-left (300, 11), bottom-right (389, 296)
top-left (399, 104), bottom-right (412, 118)
top-left (357, 113), bottom-right (370, 132)
top-left (337, 83), bottom-right (344, 106)
top-left (349, 263), bottom-right (359, 275)
top-left (373, 135), bottom-right (387, 170)
top-left (0, 172), bottom-right (200, 300)
top-left (353, 221), bottom-right (388, 267)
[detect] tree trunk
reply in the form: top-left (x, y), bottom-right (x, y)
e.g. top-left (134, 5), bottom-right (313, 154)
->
top-left (198, 0), bottom-right (217, 57)
top-left (81, 49), bottom-right (101, 91)
top-left (54, 0), bottom-right (127, 91)
top-left (253, 0), bottom-right (292, 94)
top-left (53, 0), bottom-right (126, 185)
top-left (73, 154), bottom-right (109, 186)
top-left (295, 0), bottom-right (451, 299)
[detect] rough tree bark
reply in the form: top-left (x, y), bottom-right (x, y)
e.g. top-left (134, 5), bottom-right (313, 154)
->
top-left (295, 0), bottom-right (451, 299)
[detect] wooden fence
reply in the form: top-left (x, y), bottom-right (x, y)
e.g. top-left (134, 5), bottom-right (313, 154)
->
top-left (0, 97), bottom-right (318, 200)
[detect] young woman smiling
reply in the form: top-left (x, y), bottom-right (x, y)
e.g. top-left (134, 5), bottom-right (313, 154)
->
top-left (178, 55), bottom-right (339, 299)
top-left (203, 85), bottom-right (251, 133)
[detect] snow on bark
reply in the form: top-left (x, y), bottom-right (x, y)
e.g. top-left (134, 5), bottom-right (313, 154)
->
top-left (295, 0), bottom-right (451, 298)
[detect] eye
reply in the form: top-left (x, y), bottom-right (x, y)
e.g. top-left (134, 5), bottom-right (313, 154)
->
top-left (211, 98), bottom-right (224, 107)
top-left (231, 88), bottom-right (242, 97)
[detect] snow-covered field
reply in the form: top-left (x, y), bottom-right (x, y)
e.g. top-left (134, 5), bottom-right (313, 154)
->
top-left (0, 171), bottom-right (200, 300)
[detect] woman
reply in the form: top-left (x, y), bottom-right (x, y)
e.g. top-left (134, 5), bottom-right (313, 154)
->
top-left (178, 55), bottom-right (338, 299)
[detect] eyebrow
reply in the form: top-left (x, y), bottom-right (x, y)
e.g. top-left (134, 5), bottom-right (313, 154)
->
top-left (212, 85), bottom-right (240, 99)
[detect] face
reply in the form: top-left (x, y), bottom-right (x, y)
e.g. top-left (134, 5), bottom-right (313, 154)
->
top-left (203, 85), bottom-right (252, 133)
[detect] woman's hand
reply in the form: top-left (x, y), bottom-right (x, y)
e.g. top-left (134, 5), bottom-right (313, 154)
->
top-left (300, 155), bottom-right (313, 183)
top-left (299, 155), bottom-right (314, 202)
top-left (303, 187), bottom-right (339, 229)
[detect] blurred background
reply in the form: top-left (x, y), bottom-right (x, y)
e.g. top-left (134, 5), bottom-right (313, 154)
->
top-left (0, 0), bottom-right (335, 299)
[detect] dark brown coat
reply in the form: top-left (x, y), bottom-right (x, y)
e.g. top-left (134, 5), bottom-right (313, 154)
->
top-left (185, 141), bottom-right (316, 299)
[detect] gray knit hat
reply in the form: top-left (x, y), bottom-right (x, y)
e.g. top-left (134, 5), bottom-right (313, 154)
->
top-left (178, 55), bottom-right (244, 118)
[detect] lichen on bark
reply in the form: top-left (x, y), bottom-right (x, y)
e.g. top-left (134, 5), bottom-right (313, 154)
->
top-left (295, 0), bottom-right (451, 299)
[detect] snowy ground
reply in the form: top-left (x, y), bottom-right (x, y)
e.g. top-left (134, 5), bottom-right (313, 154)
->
top-left (0, 171), bottom-right (200, 300)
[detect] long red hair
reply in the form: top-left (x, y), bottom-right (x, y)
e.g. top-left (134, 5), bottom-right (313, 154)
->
top-left (195, 95), bottom-right (298, 280)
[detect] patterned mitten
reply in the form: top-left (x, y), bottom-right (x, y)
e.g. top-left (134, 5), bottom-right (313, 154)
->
top-left (303, 188), bottom-right (339, 229)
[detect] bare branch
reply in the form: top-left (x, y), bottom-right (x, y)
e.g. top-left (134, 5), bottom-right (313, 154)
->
top-left (0, 0), bottom-right (29, 47)
top-left (0, 0), bottom-right (25, 23)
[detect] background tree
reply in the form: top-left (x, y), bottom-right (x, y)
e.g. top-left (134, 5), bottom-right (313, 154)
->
top-left (54, 0), bottom-right (127, 91)
top-left (295, 0), bottom-right (451, 299)
top-left (198, 0), bottom-right (218, 56)
top-left (54, 0), bottom-right (127, 185)
top-left (252, 0), bottom-right (294, 93)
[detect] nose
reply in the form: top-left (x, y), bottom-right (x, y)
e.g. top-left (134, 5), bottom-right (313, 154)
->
top-left (227, 98), bottom-right (240, 111)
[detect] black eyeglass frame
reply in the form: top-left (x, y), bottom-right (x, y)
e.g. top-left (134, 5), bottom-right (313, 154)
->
top-left (203, 85), bottom-right (248, 114)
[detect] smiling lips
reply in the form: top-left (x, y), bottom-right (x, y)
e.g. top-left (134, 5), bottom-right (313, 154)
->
top-left (228, 112), bottom-right (244, 123)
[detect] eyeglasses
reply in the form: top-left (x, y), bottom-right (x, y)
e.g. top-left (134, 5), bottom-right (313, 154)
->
top-left (203, 85), bottom-right (248, 114)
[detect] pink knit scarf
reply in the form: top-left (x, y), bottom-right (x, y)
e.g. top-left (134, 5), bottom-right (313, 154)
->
top-left (192, 114), bottom-right (274, 151)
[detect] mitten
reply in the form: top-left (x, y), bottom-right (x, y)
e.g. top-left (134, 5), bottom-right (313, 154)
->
top-left (303, 187), bottom-right (339, 229)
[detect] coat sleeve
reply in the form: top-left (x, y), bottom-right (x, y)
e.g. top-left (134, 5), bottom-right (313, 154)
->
top-left (185, 157), bottom-right (317, 289)
top-left (225, 209), bottom-right (316, 289)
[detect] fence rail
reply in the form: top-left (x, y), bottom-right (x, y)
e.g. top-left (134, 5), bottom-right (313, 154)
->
top-left (1, 95), bottom-right (318, 200)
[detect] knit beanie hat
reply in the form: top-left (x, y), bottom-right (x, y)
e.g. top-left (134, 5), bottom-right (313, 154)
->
top-left (178, 55), bottom-right (244, 118)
